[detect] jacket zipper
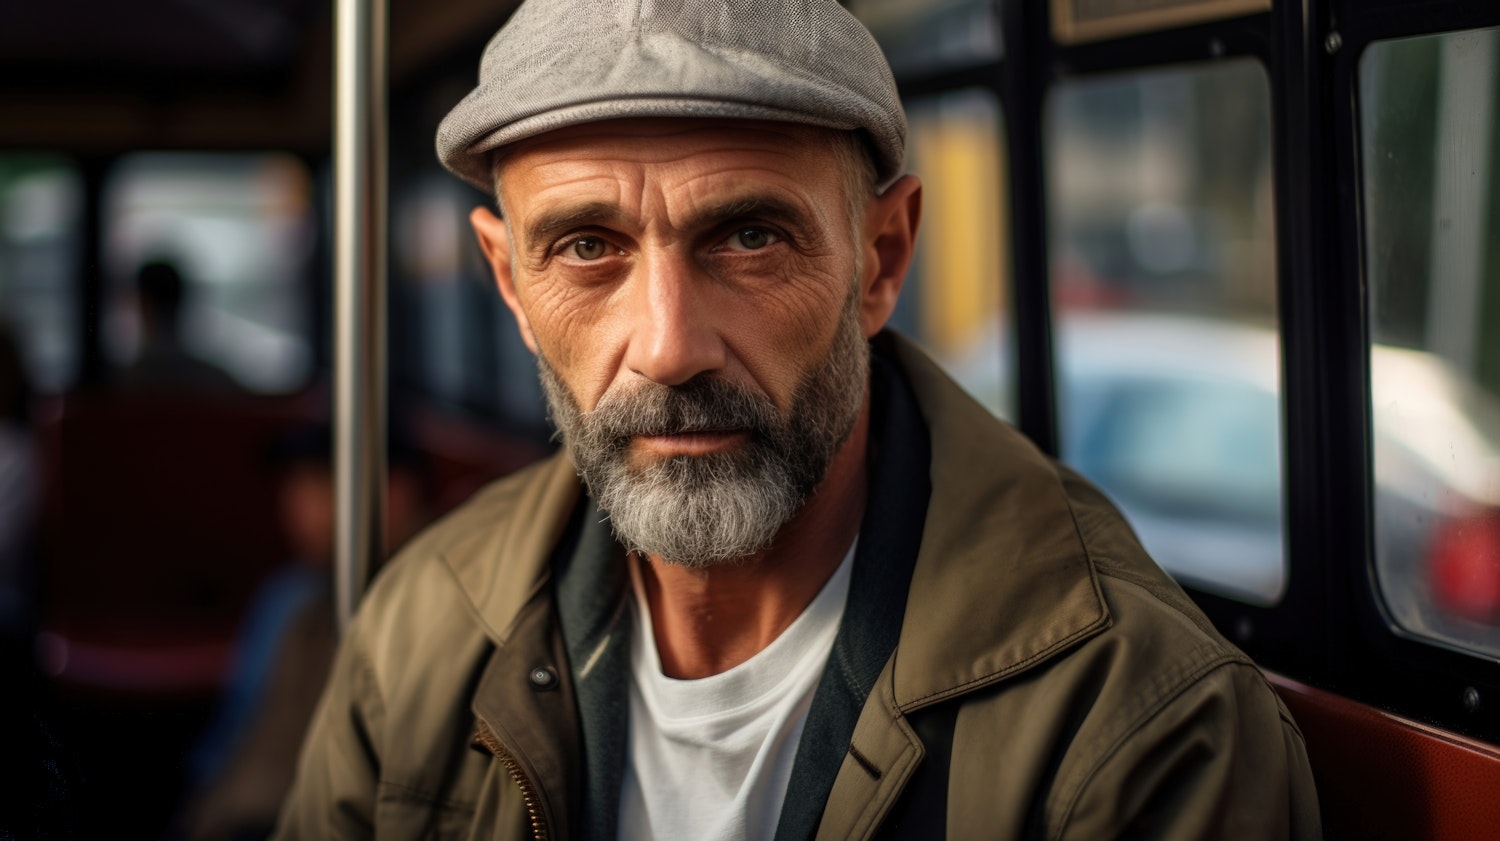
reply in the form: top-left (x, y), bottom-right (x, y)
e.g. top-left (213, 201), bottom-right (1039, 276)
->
top-left (473, 719), bottom-right (550, 841)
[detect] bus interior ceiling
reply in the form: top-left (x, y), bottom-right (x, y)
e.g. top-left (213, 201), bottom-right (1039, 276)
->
top-left (0, 0), bottom-right (522, 153)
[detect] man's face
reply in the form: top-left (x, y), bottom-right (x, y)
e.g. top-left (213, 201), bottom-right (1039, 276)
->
top-left (475, 119), bottom-right (914, 564)
top-left (538, 283), bottom-right (867, 565)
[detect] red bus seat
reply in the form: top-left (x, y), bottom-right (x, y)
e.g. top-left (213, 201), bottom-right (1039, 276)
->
top-left (35, 393), bottom-right (307, 696)
top-left (1270, 673), bottom-right (1500, 840)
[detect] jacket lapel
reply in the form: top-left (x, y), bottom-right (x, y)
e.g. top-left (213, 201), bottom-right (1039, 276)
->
top-left (776, 348), bottom-right (931, 841)
top-left (438, 333), bottom-right (1113, 841)
top-left (440, 454), bottom-right (586, 839)
top-left (470, 589), bottom-right (582, 841)
top-left (815, 659), bottom-right (925, 841)
top-left (554, 502), bottom-right (632, 841)
top-left (440, 454), bottom-right (581, 645)
top-left (816, 335), bottom-right (1111, 839)
top-left (884, 334), bottom-right (1110, 714)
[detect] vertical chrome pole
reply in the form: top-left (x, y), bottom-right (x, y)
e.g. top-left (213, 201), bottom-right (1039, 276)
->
top-left (333, 0), bottom-right (388, 633)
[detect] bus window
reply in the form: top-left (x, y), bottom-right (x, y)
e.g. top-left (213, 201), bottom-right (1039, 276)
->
top-left (849, 1), bottom-right (1011, 419)
top-left (904, 89), bottom-right (1013, 419)
top-left (1362, 26), bottom-right (1500, 658)
top-left (391, 170), bottom-right (546, 428)
top-left (1046, 59), bottom-right (1283, 606)
top-left (0, 155), bottom-right (83, 393)
top-left (101, 153), bottom-right (315, 394)
top-left (849, 0), bottom-right (1002, 76)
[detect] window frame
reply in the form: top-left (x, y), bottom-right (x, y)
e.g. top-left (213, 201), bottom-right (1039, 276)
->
top-left (984, 0), bottom-right (1500, 743)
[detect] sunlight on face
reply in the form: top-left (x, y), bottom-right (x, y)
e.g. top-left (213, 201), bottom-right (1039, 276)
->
top-left (496, 120), bottom-right (873, 564)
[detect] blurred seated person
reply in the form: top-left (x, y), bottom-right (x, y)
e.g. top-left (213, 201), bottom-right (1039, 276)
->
top-left (178, 424), bottom-right (428, 841)
top-left (117, 259), bottom-right (243, 395)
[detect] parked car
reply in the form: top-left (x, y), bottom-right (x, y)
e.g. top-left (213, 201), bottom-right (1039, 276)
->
top-left (1055, 313), bottom-right (1287, 605)
top-left (945, 311), bottom-right (1500, 651)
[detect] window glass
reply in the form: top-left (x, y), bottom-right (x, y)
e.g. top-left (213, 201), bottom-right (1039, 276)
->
top-left (1362, 26), bottom-right (1500, 658)
top-left (102, 153), bottom-right (315, 393)
top-left (0, 155), bottom-right (83, 392)
top-left (385, 73), bottom-right (549, 433)
top-left (1047, 59), bottom-right (1282, 605)
top-left (902, 88), bottom-right (1013, 419)
top-left (390, 168), bottom-right (545, 429)
top-left (849, 0), bottom-right (1002, 75)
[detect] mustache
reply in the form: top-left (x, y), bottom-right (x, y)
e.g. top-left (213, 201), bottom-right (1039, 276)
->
top-left (584, 376), bottom-right (782, 441)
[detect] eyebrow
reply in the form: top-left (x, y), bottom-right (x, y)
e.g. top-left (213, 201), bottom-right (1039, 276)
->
top-left (687, 195), bottom-right (818, 243)
top-left (523, 202), bottom-right (623, 257)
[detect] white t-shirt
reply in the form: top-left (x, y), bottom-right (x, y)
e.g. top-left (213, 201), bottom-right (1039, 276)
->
top-left (618, 543), bottom-right (855, 841)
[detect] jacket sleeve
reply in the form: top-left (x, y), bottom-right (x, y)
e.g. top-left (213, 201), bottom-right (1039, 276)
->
top-left (271, 610), bottom-right (385, 840)
top-left (1053, 662), bottom-right (1321, 841)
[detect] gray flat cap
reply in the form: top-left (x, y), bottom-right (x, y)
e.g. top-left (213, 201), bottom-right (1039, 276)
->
top-left (436, 0), bottom-right (906, 193)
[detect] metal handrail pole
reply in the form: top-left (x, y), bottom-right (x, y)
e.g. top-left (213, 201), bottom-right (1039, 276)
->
top-left (333, 0), bottom-right (389, 634)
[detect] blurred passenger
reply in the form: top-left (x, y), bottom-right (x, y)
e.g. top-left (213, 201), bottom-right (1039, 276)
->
top-left (177, 424), bottom-right (427, 841)
top-left (117, 259), bottom-right (242, 394)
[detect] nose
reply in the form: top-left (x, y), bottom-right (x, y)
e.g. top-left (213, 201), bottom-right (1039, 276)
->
top-left (622, 253), bottom-right (726, 387)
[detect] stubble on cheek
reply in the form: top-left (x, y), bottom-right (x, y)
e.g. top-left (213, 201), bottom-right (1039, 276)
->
top-left (517, 271), bottom-right (627, 394)
top-left (532, 281), bottom-right (869, 567)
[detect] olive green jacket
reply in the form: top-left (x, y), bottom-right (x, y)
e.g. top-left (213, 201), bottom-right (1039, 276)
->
top-left (276, 334), bottom-right (1320, 840)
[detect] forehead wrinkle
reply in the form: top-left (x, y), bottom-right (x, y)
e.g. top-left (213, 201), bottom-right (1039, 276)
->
top-left (669, 165), bottom-right (829, 232)
top-left (680, 194), bottom-right (823, 243)
top-left (504, 146), bottom-right (637, 204)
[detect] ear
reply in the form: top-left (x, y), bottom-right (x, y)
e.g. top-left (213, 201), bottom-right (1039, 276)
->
top-left (470, 205), bottom-right (538, 354)
top-left (857, 175), bottom-right (922, 337)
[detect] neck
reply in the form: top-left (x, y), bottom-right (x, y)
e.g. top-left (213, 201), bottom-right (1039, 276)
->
top-left (636, 399), bottom-right (870, 680)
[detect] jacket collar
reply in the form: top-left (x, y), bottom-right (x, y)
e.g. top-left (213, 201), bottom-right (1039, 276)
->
top-left (884, 332), bottom-right (1109, 712)
top-left (439, 451), bottom-right (581, 645)
top-left (440, 331), bottom-right (1110, 706)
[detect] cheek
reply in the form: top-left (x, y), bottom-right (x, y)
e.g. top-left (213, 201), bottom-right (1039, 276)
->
top-left (723, 259), bottom-right (854, 403)
top-left (519, 274), bottom-right (628, 405)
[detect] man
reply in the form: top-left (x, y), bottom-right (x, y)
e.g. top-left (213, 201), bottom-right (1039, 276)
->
top-left (278, 1), bottom-right (1320, 838)
top-left (117, 259), bottom-right (242, 394)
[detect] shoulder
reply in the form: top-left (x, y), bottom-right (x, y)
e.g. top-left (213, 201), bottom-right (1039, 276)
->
top-left (381, 451), bottom-right (574, 582)
top-left (345, 451), bottom-right (578, 690)
top-left (886, 327), bottom-right (1243, 662)
top-left (1056, 459), bottom-right (1238, 655)
top-left (1036, 447), bottom-right (1271, 737)
top-left (881, 331), bottom-right (1315, 835)
top-left (1043, 468), bottom-right (1311, 837)
top-left (281, 453), bottom-right (582, 834)
top-left (938, 449), bottom-right (1310, 837)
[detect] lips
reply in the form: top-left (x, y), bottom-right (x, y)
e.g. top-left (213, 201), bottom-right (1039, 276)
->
top-left (633, 428), bottom-right (749, 455)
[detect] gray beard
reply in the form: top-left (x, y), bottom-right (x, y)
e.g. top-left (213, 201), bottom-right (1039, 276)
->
top-left (538, 291), bottom-right (869, 567)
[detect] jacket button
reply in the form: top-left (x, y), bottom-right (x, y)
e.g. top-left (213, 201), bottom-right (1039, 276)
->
top-left (528, 666), bottom-right (558, 690)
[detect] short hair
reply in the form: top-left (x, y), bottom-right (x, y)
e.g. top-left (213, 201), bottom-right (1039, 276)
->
top-left (829, 130), bottom-right (879, 233)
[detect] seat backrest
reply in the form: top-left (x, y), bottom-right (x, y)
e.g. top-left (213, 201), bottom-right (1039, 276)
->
top-left (35, 393), bottom-right (304, 694)
top-left (1270, 673), bottom-right (1500, 840)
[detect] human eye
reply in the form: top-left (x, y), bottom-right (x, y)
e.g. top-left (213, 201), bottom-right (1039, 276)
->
top-left (721, 226), bottom-right (780, 252)
top-left (567, 235), bottom-right (610, 261)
